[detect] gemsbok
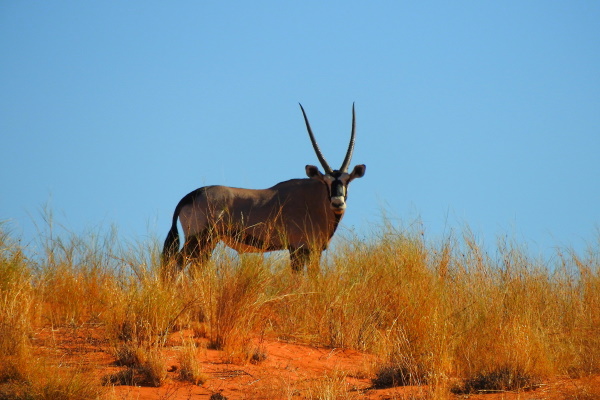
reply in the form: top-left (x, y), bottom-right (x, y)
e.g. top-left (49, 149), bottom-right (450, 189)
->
top-left (162, 104), bottom-right (365, 276)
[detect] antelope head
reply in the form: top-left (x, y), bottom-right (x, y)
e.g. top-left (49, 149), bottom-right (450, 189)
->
top-left (300, 104), bottom-right (366, 214)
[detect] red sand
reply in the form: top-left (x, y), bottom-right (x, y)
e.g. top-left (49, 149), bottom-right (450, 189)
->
top-left (31, 326), bottom-right (600, 400)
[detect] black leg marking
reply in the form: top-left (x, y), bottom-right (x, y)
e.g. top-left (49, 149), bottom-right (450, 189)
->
top-left (160, 253), bottom-right (184, 282)
top-left (289, 247), bottom-right (311, 273)
top-left (182, 232), bottom-right (216, 269)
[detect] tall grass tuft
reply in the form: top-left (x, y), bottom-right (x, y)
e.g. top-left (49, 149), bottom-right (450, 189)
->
top-left (202, 251), bottom-right (272, 359)
top-left (178, 338), bottom-right (208, 385)
top-left (0, 227), bottom-right (37, 398)
top-left (0, 229), bottom-right (34, 360)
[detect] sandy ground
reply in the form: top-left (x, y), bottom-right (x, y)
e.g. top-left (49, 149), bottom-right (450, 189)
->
top-left (31, 325), bottom-right (600, 400)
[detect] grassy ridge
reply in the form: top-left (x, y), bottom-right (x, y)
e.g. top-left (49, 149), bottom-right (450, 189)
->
top-left (0, 221), bottom-right (599, 398)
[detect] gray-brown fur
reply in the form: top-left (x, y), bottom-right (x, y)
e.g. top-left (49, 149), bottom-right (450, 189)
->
top-left (162, 104), bottom-right (365, 276)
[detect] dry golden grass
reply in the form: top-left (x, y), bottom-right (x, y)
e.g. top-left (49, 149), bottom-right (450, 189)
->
top-left (304, 370), bottom-right (361, 400)
top-left (178, 338), bottom-right (208, 385)
top-left (0, 218), bottom-right (599, 398)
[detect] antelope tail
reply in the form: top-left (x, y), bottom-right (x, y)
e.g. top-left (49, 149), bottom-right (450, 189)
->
top-left (162, 208), bottom-right (181, 263)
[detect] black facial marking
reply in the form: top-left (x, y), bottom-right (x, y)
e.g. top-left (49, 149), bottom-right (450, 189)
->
top-left (331, 179), bottom-right (345, 198)
top-left (325, 170), bottom-right (347, 201)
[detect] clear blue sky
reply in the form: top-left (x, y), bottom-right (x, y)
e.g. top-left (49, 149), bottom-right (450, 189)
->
top-left (1, 2), bottom-right (599, 258)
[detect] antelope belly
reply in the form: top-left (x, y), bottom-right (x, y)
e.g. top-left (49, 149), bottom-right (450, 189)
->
top-left (221, 237), bottom-right (267, 253)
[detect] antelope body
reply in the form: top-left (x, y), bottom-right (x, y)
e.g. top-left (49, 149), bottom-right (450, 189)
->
top-left (162, 104), bottom-right (365, 275)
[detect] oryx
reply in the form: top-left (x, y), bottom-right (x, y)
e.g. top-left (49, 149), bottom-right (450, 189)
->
top-left (161, 104), bottom-right (365, 276)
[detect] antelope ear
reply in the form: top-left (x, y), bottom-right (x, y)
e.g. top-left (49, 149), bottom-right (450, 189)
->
top-left (306, 165), bottom-right (323, 179)
top-left (349, 164), bottom-right (366, 180)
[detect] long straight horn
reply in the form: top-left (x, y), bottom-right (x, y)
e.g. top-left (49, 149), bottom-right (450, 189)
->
top-left (340, 103), bottom-right (356, 172)
top-left (299, 103), bottom-right (333, 174)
